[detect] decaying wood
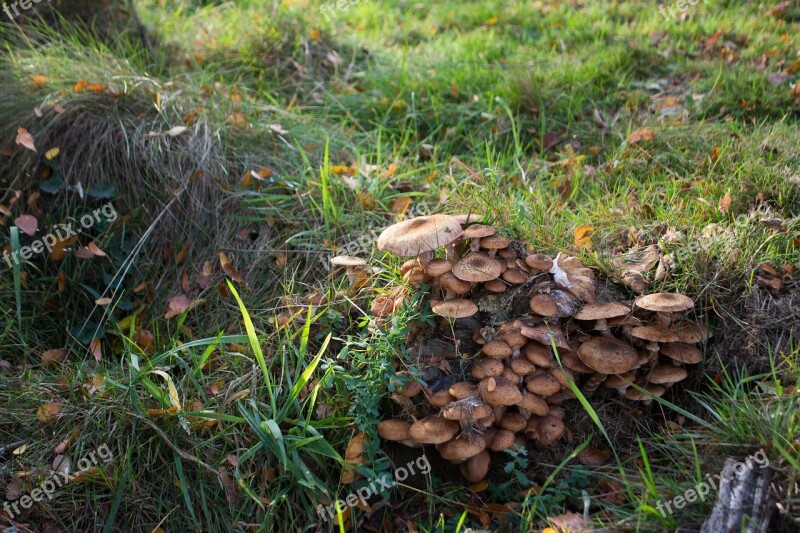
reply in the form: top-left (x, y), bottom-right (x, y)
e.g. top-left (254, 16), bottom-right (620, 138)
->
top-left (701, 457), bottom-right (774, 533)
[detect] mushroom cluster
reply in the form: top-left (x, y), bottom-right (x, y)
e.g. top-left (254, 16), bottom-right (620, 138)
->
top-left (364, 215), bottom-right (708, 483)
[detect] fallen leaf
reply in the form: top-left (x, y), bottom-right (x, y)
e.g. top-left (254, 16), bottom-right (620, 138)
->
top-left (12, 443), bottom-right (27, 455)
top-left (87, 242), bottom-right (106, 257)
top-left (95, 297), bottom-right (112, 306)
top-left (89, 339), bottom-right (102, 362)
top-left (719, 190), bottom-right (732, 214)
top-left (41, 348), bottom-right (68, 367)
top-left (573, 225), bottom-right (595, 250)
top-left (268, 124), bottom-right (288, 135)
top-left (165, 294), bottom-right (197, 319)
top-left (37, 403), bottom-right (62, 423)
top-left (74, 80), bottom-right (88, 91)
top-left (165, 126), bottom-right (188, 137)
top-left (32, 75), bottom-right (47, 87)
top-left (219, 252), bottom-right (244, 283)
top-left (14, 214), bottom-right (38, 236)
top-left (627, 128), bottom-right (654, 144)
top-left (45, 147), bottom-right (60, 160)
top-left (15, 127), bottom-right (36, 152)
top-left (391, 196), bottom-right (413, 216)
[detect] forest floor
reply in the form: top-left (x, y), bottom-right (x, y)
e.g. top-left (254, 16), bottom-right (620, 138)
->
top-left (0, 0), bottom-right (799, 531)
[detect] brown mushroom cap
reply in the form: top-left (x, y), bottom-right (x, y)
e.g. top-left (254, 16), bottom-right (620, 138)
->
top-left (370, 296), bottom-right (394, 317)
top-left (510, 358), bottom-right (536, 376)
top-left (438, 434), bottom-right (487, 461)
top-left (608, 315), bottom-right (643, 328)
top-left (432, 299), bottom-right (478, 318)
top-left (408, 416), bottom-right (460, 444)
top-left (452, 252), bottom-right (503, 282)
top-left (471, 358), bottom-right (505, 379)
top-left (660, 342), bottom-right (703, 364)
top-left (482, 339), bottom-right (513, 358)
top-left (449, 382), bottom-right (477, 399)
top-left (443, 400), bottom-right (493, 421)
top-left (499, 412), bottom-right (527, 432)
top-left (574, 302), bottom-right (631, 321)
top-left (525, 371), bottom-right (562, 396)
top-left (523, 343), bottom-right (554, 367)
top-left (478, 377), bottom-right (523, 406)
top-left (331, 255), bottom-right (368, 267)
top-left (479, 234), bottom-right (511, 250)
top-left (577, 338), bottom-right (639, 375)
top-left (483, 278), bottom-right (508, 293)
top-left (424, 258), bottom-right (453, 277)
top-left (502, 269), bottom-right (528, 285)
top-left (672, 321), bottom-right (712, 344)
top-left (537, 415), bottom-right (565, 445)
top-left (463, 224), bottom-right (497, 239)
top-left (635, 293), bottom-right (694, 313)
top-left (460, 450), bottom-right (491, 483)
top-left (630, 326), bottom-right (681, 343)
top-left (648, 366), bottom-right (688, 384)
top-left (489, 429), bottom-right (516, 451)
top-left (525, 254), bottom-right (554, 271)
top-left (428, 390), bottom-right (455, 408)
top-left (440, 272), bottom-right (472, 295)
top-left (625, 384), bottom-right (666, 401)
top-left (551, 367), bottom-right (575, 389)
top-left (378, 215), bottom-right (463, 257)
top-left (377, 419), bottom-right (411, 441)
top-left (604, 371), bottom-right (636, 388)
top-left (519, 392), bottom-right (550, 416)
top-left (561, 351), bottom-right (595, 374)
top-left (530, 294), bottom-right (558, 317)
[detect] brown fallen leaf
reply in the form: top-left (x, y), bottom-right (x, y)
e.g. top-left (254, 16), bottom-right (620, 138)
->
top-left (89, 339), bottom-right (102, 362)
top-left (37, 403), bottom-right (62, 423)
top-left (165, 294), bottom-right (198, 319)
top-left (719, 189), bottom-right (732, 214)
top-left (573, 225), bottom-right (595, 250)
top-left (219, 252), bottom-right (244, 283)
top-left (627, 128), bottom-right (654, 144)
top-left (41, 348), bottom-right (68, 367)
top-left (15, 127), bottom-right (36, 152)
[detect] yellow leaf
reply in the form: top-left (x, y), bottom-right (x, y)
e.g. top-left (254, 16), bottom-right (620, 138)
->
top-left (12, 444), bottom-right (27, 455)
top-left (391, 196), bottom-right (413, 217)
top-left (573, 225), bottom-right (595, 250)
top-left (74, 79), bottom-right (88, 91)
top-left (45, 147), bottom-right (60, 159)
top-left (384, 163), bottom-right (398, 178)
top-left (486, 16), bottom-right (498, 25)
top-left (626, 128), bottom-right (654, 144)
top-left (32, 75), bottom-right (47, 87)
top-left (37, 403), bottom-right (62, 423)
top-left (151, 370), bottom-right (181, 410)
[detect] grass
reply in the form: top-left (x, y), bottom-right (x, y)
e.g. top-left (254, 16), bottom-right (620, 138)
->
top-left (0, 0), bottom-right (798, 530)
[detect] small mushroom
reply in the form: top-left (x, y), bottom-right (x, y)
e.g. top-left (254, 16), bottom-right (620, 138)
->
top-left (523, 342), bottom-right (554, 367)
top-left (525, 254), bottom-right (554, 271)
top-left (377, 420), bottom-right (411, 441)
top-left (635, 293), bottom-right (694, 328)
top-left (331, 255), bottom-right (368, 284)
top-left (536, 415), bottom-right (565, 446)
top-left (631, 326), bottom-right (681, 367)
top-left (502, 268), bottom-right (527, 285)
top-left (530, 294), bottom-right (558, 317)
top-left (604, 371), bottom-right (636, 396)
top-left (432, 299), bottom-right (478, 319)
top-left (518, 391), bottom-right (550, 416)
top-left (471, 358), bottom-right (505, 379)
top-left (499, 412), bottom-right (527, 432)
top-left (442, 398), bottom-right (493, 421)
top-left (460, 449), bottom-right (491, 483)
top-left (478, 376), bottom-right (523, 406)
top-left (671, 321), bottom-right (712, 344)
top-left (489, 429), bottom-right (516, 451)
top-left (408, 416), bottom-right (460, 444)
top-left (463, 224), bottom-right (497, 252)
top-left (438, 434), bottom-right (487, 462)
top-left (482, 339), bottom-right (513, 359)
top-left (424, 258), bottom-right (454, 297)
top-left (439, 272), bottom-right (472, 298)
top-left (660, 342), bottom-right (703, 365)
top-left (483, 278), bottom-right (508, 293)
top-left (479, 234), bottom-right (511, 258)
top-left (647, 365), bottom-right (688, 386)
top-left (625, 382), bottom-right (666, 406)
top-left (577, 338), bottom-right (639, 396)
top-left (370, 296), bottom-right (394, 317)
top-left (449, 382), bottom-right (477, 399)
top-left (574, 302), bottom-right (631, 336)
top-left (378, 214), bottom-right (464, 265)
top-left (428, 389), bottom-right (455, 408)
top-left (524, 371), bottom-right (562, 396)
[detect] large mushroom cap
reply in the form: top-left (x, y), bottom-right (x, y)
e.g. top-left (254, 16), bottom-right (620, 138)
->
top-left (660, 342), bottom-right (703, 364)
top-left (575, 302), bottom-right (630, 321)
top-left (577, 338), bottom-right (638, 374)
top-left (672, 321), bottom-right (712, 344)
top-left (438, 435), bottom-right (487, 461)
top-left (378, 215), bottom-right (463, 257)
top-left (432, 299), bottom-right (478, 318)
top-left (452, 252), bottom-right (503, 282)
top-left (530, 294), bottom-right (558, 317)
top-left (479, 234), bottom-right (511, 250)
top-left (408, 416), bottom-right (460, 444)
top-left (635, 293), bottom-right (694, 313)
top-left (631, 326), bottom-right (681, 343)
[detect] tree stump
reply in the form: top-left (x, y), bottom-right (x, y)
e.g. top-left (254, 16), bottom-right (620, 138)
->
top-left (701, 457), bottom-right (774, 533)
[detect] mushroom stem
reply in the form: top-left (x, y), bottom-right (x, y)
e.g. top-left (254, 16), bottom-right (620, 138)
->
top-left (595, 318), bottom-right (612, 337)
top-left (445, 242), bottom-right (458, 262)
top-left (645, 341), bottom-right (660, 368)
top-left (469, 240), bottom-right (481, 252)
top-left (582, 372), bottom-right (607, 396)
top-left (417, 250), bottom-right (434, 266)
top-left (656, 312), bottom-right (673, 329)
